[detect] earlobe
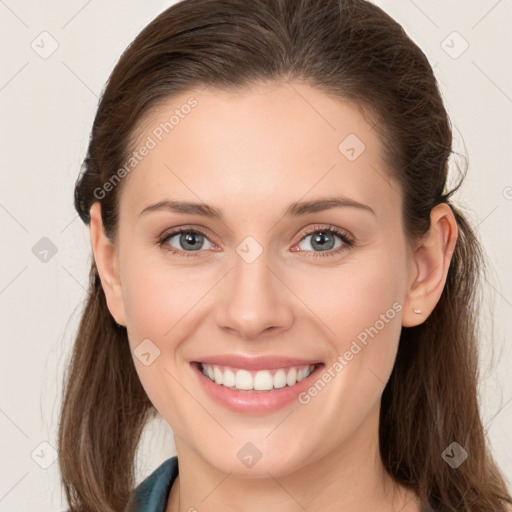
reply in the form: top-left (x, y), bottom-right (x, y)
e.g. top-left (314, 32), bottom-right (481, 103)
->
top-left (89, 202), bottom-right (127, 326)
top-left (402, 203), bottom-right (458, 327)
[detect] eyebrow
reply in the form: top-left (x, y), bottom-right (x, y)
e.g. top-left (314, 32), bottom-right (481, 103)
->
top-left (138, 196), bottom-right (376, 220)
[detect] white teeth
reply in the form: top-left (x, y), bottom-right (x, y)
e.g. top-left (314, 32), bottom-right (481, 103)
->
top-left (286, 367), bottom-right (297, 386)
top-left (223, 368), bottom-right (236, 387)
top-left (213, 367), bottom-right (223, 385)
top-left (273, 369), bottom-right (287, 389)
top-left (200, 363), bottom-right (317, 391)
top-left (297, 367), bottom-right (309, 382)
top-left (236, 369), bottom-right (253, 390)
top-left (253, 370), bottom-right (273, 391)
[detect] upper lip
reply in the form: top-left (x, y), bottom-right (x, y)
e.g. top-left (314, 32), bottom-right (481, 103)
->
top-left (192, 354), bottom-right (324, 371)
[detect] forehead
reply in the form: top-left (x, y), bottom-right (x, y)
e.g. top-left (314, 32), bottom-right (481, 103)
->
top-left (120, 81), bottom-right (399, 220)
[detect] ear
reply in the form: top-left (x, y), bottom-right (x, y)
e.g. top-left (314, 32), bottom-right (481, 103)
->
top-left (402, 203), bottom-right (458, 327)
top-left (89, 201), bottom-right (126, 326)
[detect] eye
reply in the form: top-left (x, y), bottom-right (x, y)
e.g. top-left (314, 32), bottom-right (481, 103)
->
top-left (158, 227), bottom-right (216, 258)
top-left (157, 224), bottom-right (355, 259)
top-left (292, 224), bottom-right (355, 258)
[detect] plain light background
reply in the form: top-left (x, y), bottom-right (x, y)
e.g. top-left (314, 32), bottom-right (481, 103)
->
top-left (0, 1), bottom-right (511, 510)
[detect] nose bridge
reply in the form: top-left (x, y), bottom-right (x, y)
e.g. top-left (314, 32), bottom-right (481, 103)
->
top-left (215, 239), bottom-right (294, 339)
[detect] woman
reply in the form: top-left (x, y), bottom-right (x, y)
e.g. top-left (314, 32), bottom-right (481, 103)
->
top-left (57, 0), bottom-right (512, 510)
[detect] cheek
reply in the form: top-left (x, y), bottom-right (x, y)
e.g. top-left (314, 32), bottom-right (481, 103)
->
top-left (120, 253), bottom-right (201, 416)
top-left (310, 255), bottom-right (403, 337)
top-left (122, 251), bottom-right (208, 338)
top-left (292, 256), bottom-right (405, 441)
top-left (306, 249), bottom-right (406, 384)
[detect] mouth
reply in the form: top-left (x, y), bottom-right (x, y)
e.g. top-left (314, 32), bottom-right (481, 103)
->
top-left (191, 361), bottom-right (324, 393)
top-left (190, 359), bottom-right (326, 413)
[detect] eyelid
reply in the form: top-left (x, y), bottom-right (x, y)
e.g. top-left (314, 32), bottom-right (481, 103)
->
top-left (157, 225), bottom-right (216, 251)
top-left (300, 224), bottom-right (354, 242)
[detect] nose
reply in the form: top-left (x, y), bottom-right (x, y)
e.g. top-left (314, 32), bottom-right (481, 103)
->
top-left (215, 251), bottom-right (294, 341)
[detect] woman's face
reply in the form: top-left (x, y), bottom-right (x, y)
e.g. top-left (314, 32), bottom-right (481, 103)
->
top-left (104, 82), bottom-right (418, 477)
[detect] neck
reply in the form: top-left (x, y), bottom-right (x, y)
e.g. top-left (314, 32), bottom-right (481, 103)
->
top-left (166, 406), bottom-right (420, 512)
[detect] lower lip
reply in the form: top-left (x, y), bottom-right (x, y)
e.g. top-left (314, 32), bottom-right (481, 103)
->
top-left (190, 362), bottom-right (324, 414)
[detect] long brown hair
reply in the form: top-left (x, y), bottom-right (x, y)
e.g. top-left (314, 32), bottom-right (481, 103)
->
top-left (58, 0), bottom-right (512, 510)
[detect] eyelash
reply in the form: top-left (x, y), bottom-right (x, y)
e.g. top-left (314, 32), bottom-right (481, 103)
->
top-left (157, 224), bottom-right (355, 259)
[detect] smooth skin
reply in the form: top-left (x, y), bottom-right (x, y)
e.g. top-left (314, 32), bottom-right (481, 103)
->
top-left (89, 81), bottom-right (457, 512)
